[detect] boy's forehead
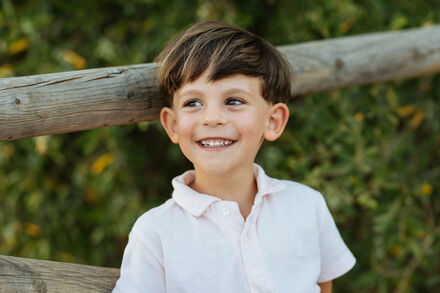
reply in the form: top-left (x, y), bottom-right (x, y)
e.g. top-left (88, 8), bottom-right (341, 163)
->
top-left (175, 72), bottom-right (263, 98)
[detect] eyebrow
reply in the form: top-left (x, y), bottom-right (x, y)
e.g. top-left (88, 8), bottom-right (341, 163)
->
top-left (179, 88), bottom-right (252, 97)
top-left (223, 88), bottom-right (252, 97)
top-left (178, 89), bottom-right (202, 97)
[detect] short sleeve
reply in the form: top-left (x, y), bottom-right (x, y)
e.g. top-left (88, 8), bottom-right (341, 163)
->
top-left (112, 228), bottom-right (166, 293)
top-left (315, 192), bottom-right (356, 283)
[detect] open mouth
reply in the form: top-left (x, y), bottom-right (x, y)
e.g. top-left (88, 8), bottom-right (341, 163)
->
top-left (197, 139), bottom-right (237, 149)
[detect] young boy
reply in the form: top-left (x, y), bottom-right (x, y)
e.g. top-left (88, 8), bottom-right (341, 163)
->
top-left (113, 20), bottom-right (355, 293)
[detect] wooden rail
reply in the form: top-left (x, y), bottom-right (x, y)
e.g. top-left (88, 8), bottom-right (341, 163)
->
top-left (1, 24), bottom-right (440, 292)
top-left (1, 24), bottom-right (439, 141)
top-left (0, 255), bottom-right (119, 293)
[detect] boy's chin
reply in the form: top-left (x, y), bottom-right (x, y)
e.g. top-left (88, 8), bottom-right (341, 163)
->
top-left (195, 163), bottom-right (230, 176)
top-left (193, 161), bottom-right (250, 177)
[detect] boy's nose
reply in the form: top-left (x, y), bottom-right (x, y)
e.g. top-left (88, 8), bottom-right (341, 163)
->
top-left (202, 105), bottom-right (227, 127)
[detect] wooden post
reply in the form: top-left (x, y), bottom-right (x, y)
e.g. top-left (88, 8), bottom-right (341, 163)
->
top-left (0, 255), bottom-right (119, 293)
top-left (0, 25), bottom-right (439, 141)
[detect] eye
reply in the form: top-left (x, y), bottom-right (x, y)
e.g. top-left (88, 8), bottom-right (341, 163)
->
top-left (184, 100), bottom-right (202, 107)
top-left (226, 98), bottom-right (244, 105)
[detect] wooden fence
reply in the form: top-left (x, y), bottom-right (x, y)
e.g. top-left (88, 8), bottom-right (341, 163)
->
top-left (0, 255), bottom-right (119, 293)
top-left (0, 24), bottom-right (439, 292)
top-left (1, 24), bottom-right (439, 141)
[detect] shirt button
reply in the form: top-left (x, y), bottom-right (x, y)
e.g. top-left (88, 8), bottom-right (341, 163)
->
top-left (220, 207), bottom-right (230, 216)
top-left (252, 268), bottom-right (261, 277)
top-left (243, 235), bottom-right (250, 244)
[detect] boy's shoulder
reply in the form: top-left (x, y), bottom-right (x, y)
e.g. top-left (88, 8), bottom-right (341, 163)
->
top-left (131, 198), bottom-right (180, 233)
top-left (276, 178), bottom-right (326, 205)
top-left (279, 179), bottom-right (320, 195)
top-left (253, 164), bottom-right (325, 205)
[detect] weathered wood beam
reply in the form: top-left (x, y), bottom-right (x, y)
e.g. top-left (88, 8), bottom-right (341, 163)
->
top-left (0, 63), bottom-right (161, 141)
top-left (0, 255), bottom-right (119, 293)
top-left (1, 25), bottom-right (439, 141)
top-left (279, 25), bottom-right (440, 95)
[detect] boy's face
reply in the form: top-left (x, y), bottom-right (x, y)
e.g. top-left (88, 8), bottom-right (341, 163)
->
top-left (160, 69), bottom-right (289, 177)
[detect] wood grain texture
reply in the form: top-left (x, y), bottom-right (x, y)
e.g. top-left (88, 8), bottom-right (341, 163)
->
top-left (1, 25), bottom-right (439, 141)
top-left (278, 25), bottom-right (440, 95)
top-left (0, 255), bottom-right (119, 293)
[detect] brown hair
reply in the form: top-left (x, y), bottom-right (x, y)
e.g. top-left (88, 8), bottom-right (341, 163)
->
top-left (155, 20), bottom-right (292, 106)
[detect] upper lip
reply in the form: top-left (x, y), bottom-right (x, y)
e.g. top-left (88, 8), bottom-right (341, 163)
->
top-left (196, 137), bottom-right (237, 142)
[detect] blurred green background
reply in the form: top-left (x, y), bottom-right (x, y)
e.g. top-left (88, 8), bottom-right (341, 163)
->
top-left (1, 0), bottom-right (439, 292)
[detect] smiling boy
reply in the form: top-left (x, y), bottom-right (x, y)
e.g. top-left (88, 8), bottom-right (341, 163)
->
top-left (113, 20), bottom-right (355, 293)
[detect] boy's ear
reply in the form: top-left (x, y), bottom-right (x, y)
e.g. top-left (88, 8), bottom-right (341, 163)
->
top-left (160, 107), bottom-right (179, 144)
top-left (264, 103), bottom-right (290, 141)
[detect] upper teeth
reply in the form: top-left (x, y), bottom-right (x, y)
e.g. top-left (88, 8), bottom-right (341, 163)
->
top-left (200, 139), bottom-right (233, 147)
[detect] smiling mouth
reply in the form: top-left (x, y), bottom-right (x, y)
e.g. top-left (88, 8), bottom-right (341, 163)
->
top-left (197, 139), bottom-right (237, 148)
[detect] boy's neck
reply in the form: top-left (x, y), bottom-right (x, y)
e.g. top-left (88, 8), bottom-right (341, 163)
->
top-left (190, 164), bottom-right (257, 220)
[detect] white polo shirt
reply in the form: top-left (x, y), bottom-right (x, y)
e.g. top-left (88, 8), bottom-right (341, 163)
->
top-left (113, 164), bottom-right (355, 293)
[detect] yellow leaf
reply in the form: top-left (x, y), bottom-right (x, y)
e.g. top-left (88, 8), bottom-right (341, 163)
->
top-left (35, 136), bottom-right (48, 155)
top-left (24, 223), bottom-right (42, 237)
top-left (409, 109), bottom-right (425, 129)
top-left (354, 112), bottom-right (364, 122)
top-left (357, 193), bottom-right (378, 209)
top-left (62, 49), bottom-right (87, 69)
top-left (4, 237), bottom-right (17, 250)
top-left (350, 176), bottom-right (359, 185)
top-left (421, 184), bottom-right (433, 196)
top-left (422, 20), bottom-right (434, 27)
top-left (59, 253), bottom-right (76, 263)
top-left (339, 20), bottom-right (352, 33)
top-left (390, 15), bottom-right (408, 30)
top-left (0, 64), bottom-right (14, 77)
top-left (386, 87), bottom-right (398, 108)
top-left (396, 105), bottom-right (416, 117)
top-left (91, 153), bottom-right (114, 174)
top-left (1, 144), bottom-right (15, 158)
top-left (9, 37), bottom-right (30, 55)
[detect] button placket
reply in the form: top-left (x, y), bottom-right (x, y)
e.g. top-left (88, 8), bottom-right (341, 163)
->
top-left (243, 234), bottom-right (250, 245)
top-left (241, 198), bottom-right (278, 292)
top-left (208, 203), bottom-right (244, 250)
top-left (242, 232), bottom-right (262, 279)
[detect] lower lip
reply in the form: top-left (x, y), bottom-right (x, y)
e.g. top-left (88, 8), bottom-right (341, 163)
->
top-left (197, 141), bottom-right (236, 151)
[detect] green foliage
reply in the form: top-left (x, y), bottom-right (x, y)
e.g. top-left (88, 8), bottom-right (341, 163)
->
top-left (258, 77), bottom-right (440, 292)
top-left (1, 0), bottom-right (439, 292)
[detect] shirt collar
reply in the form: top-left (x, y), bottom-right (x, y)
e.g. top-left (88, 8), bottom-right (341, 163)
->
top-left (172, 163), bottom-right (285, 217)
